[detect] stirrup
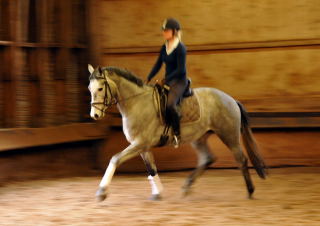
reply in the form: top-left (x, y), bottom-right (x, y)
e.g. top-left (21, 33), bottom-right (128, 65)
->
top-left (173, 135), bottom-right (180, 148)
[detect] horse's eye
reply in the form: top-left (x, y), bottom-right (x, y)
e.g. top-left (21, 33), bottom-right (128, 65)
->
top-left (98, 88), bottom-right (103, 91)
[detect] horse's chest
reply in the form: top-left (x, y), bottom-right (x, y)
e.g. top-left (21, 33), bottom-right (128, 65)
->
top-left (122, 116), bottom-right (140, 143)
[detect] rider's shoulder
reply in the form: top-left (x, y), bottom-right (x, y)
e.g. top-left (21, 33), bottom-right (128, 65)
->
top-left (177, 42), bottom-right (187, 52)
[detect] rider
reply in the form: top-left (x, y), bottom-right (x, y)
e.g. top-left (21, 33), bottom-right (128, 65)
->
top-left (147, 18), bottom-right (188, 148)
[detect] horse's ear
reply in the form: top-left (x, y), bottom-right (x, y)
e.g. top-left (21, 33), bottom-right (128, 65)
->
top-left (88, 64), bottom-right (94, 74)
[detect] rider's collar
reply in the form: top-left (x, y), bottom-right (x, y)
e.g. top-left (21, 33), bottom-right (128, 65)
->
top-left (165, 37), bottom-right (180, 55)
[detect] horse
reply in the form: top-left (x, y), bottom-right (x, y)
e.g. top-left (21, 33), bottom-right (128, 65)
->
top-left (87, 64), bottom-right (267, 202)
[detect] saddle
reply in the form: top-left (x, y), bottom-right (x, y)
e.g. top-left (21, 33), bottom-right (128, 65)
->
top-left (153, 79), bottom-right (199, 146)
top-left (153, 79), bottom-right (193, 125)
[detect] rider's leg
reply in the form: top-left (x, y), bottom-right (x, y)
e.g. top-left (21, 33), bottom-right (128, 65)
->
top-left (166, 79), bottom-right (187, 147)
top-left (166, 105), bottom-right (180, 136)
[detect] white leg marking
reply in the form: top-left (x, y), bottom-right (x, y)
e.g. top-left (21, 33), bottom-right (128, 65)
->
top-left (99, 162), bottom-right (116, 188)
top-left (148, 175), bottom-right (164, 195)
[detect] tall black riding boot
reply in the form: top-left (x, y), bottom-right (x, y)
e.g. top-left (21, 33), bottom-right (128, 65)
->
top-left (167, 107), bottom-right (181, 148)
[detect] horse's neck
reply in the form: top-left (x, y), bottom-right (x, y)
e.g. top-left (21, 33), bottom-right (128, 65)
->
top-left (114, 76), bottom-right (150, 114)
top-left (114, 76), bottom-right (143, 99)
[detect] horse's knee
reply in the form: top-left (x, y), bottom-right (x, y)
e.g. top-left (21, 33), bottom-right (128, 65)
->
top-left (110, 155), bottom-right (120, 167)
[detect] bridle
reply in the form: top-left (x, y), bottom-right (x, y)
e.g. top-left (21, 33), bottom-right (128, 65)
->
top-left (90, 71), bottom-right (148, 114)
top-left (90, 72), bottom-right (118, 114)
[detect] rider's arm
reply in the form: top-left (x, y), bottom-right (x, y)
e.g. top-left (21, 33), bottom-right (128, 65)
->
top-left (147, 45), bottom-right (164, 82)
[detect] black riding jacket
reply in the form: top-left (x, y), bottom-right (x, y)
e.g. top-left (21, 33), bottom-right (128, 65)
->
top-left (147, 42), bottom-right (187, 85)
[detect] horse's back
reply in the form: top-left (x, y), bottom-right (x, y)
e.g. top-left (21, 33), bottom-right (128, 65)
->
top-left (193, 87), bottom-right (238, 108)
top-left (192, 87), bottom-right (241, 128)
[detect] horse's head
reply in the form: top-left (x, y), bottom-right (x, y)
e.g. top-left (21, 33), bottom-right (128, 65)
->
top-left (88, 64), bottom-right (118, 120)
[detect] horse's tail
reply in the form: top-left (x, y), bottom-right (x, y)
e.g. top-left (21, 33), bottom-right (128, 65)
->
top-left (237, 101), bottom-right (267, 179)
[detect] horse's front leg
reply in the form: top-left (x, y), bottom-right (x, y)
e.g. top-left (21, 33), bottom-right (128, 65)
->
top-left (140, 151), bottom-right (163, 201)
top-left (96, 143), bottom-right (144, 202)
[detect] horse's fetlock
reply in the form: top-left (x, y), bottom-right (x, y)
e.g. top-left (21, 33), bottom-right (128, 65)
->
top-left (185, 177), bottom-right (194, 187)
top-left (206, 155), bottom-right (216, 167)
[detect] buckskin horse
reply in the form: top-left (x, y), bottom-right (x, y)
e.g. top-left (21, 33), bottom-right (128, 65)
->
top-left (87, 64), bottom-right (267, 202)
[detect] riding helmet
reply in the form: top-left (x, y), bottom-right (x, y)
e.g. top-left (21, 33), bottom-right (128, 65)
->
top-left (162, 18), bottom-right (181, 30)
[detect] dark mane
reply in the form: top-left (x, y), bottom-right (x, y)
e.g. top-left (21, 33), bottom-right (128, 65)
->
top-left (103, 67), bottom-right (144, 87)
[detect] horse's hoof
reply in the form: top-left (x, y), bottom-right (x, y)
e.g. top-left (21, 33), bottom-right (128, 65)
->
top-left (149, 194), bottom-right (162, 201)
top-left (248, 193), bottom-right (255, 200)
top-left (248, 187), bottom-right (255, 199)
top-left (181, 186), bottom-right (191, 197)
top-left (96, 187), bottom-right (107, 202)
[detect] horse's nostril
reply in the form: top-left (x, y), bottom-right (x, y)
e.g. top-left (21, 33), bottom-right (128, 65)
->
top-left (94, 114), bottom-right (99, 118)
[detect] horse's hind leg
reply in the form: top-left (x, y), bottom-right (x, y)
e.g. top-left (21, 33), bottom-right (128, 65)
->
top-left (232, 145), bottom-right (255, 198)
top-left (140, 151), bottom-right (163, 200)
top-left (217, 132), bottom-right (255, 199)
top-left (182, 132), bottom-right (216, 196)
